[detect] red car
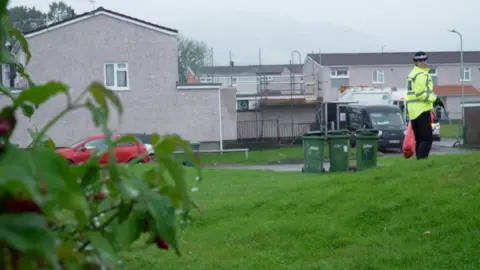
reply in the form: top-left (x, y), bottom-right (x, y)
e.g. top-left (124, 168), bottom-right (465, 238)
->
top-left (56, 134), bottom-right (150, 165)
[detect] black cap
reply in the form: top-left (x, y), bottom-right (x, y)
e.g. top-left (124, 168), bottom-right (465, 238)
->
top-left (413, 51), bottom-right (428, 61)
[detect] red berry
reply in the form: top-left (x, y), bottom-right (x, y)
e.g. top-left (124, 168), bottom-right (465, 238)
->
top-left (154, 235), bottom-right (169, 250)
top-left (89, 193), bottom-right (106, 202)
top-left (2, 199), bottom-right (42, 214)
top-left (0, 119), bottom-right (12, 136)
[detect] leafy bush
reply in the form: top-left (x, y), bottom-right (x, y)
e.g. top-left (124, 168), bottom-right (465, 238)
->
top-left (0, 2), bottom-right (202, 269)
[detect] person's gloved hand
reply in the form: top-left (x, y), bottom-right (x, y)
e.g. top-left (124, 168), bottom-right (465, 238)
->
top-left (433, 97), bottom-right (444, 108)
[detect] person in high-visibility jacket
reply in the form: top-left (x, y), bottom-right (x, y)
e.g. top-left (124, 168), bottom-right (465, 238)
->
top-left (406, 51), bottom-right (444, 159)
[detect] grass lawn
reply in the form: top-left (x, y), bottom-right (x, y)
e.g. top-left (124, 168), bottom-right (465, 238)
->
top-left (440, 123), bottom-right (463, 138)
top-left (175, 145), bottom-right (357, 166)
top-left (122, 153), bottom-right (480, 269)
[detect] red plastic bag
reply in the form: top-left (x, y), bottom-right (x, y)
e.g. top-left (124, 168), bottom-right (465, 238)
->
top-left (403, 121), bottom-right (416, 159)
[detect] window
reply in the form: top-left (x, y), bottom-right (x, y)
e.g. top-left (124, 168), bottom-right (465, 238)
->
top-left (104, 62), bottom-right (129, 90)
top-left (347, 112), bottom-right (362, 129)
top-left (201, 77), bottom-right (213, 83)
top-left (372, 69), bottom-right (385, 83)
top-left (267, 76), bottom-right (273, 81)
top-left (19, 52), bottom-right (26, 67)
top-left (429, 68), bottom-right (437, 76)
top-left (84, 139), bottom-right (108, 150)
top-left (461, 67), bottom-right (471, 81)
top-left (330, 69), bottom-right (349, 78)
top-left (237, 100), bottom-right (249, 111)
top-left (200, 77), bottom-right (213, 83)
top-left (230, 77), bottom-right (238, 85)
top-left (369, 112), bottom-right (405, 127)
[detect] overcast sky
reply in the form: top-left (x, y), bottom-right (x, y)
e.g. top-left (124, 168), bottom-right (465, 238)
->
top-left (10, 0), bottom-right (480, 65)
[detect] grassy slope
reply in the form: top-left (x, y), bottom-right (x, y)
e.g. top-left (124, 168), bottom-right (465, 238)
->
top-left (441, 123), bottom-right (463, 139)
top-left (177, 145), bottom-right (357, 166)
top-left (123, 153), bottom-right (480, 269)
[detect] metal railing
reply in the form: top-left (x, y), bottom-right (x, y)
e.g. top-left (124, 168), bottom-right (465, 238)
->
top-left (237, 120), bottom-right (317, 141)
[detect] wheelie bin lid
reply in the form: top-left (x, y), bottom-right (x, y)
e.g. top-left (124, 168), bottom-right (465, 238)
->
top-left (302, 130), bottom-right (325, 139)
top-left (326, 129), bottom-right (351, 138)
top-left (355, 129), bottom-right (380, 138)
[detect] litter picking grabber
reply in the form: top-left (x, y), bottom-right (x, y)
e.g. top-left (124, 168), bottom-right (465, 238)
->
top-left (436, 104), bottom-right (462, 148)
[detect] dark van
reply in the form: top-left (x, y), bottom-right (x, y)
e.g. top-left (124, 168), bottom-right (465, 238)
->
top-left (346, 104), bottom-right (406, 152)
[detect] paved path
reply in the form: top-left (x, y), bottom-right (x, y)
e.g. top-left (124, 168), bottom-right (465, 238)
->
top-left (205, 141), bottom-right (476, 172)
top-left (433, 138), bottom-right (463, 148)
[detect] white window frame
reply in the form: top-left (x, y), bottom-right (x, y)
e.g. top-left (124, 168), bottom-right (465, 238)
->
top-left (461, 67), bottom-right (471, 81)
top-left (372, 69), bottom-right (385, 84)
top-left (330, 69), bottom-right (349, 78)
top-left (19, 52), bottom-right (26, 67)
top-left (104, 62), bottom-right (130, 90)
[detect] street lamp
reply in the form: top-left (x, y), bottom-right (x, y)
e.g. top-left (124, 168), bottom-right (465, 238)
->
top-left (449, 28), bottom-right (465, 128)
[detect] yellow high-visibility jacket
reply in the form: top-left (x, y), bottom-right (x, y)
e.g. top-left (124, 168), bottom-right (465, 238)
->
top-left (406, 65), bottom-right (437, 120)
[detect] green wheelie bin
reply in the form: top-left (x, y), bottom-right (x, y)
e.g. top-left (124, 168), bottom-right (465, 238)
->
top-left (355, 129), bottom-right (379, 171)
top-left (302, 131), bottom-right (326, 173)
top-left (327, 130), bottom-right (351, 172)
top-left (183, 141), bottom-right (200, 167)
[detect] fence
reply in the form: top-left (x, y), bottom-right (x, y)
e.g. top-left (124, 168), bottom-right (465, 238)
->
top-left (237, 120), bottom-right (318, 142)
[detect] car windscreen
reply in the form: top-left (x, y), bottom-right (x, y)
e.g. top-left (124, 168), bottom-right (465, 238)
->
top-left (133, 134), bottom-right (150, 144)
top-left (369, 112), bottom-right (405, 128)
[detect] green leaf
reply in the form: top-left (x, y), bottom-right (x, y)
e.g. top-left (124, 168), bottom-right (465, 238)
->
top-left (79, 163), bottom-right (102, 188)
top-left (0, 145), bottom-right (40, 202)
top-left (85, 231), bottom-right (120, 267)
top-left (88, 81), bottom-right (124, 117)
top-left (0, 84), bottom-right (15, 101)
top-left (114, 210), bottom-right (143, 247)
top-left (30, 148), bottom-right (89, 225)
top-left (20, 104), bottom-right (35, 117)
top-left (0, 48), bottom-right (16, 64)
top-left (7, 26), bottom-right (31, 64)
top-left (27, 127), bottom-right (56, 149)
top-left (14, 81), bottom-right (69, 107)
top-left (0, 213), bottom-right (60, 269)
top-left (0, 0), bottom-right (9, 18)
top-left (117, 200), bottom-right (134, 224)
top-left (147, 193), bottom-right (179, 254)
top-left (112, 135), bottom-right (138, 147)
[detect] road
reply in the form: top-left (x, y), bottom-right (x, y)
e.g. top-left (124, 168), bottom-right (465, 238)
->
top-left (205, 139), bottom-right (476, 172)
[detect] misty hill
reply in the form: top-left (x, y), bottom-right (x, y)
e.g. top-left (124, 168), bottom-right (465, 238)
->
top-left (171, 11), bottom-right (382, 65)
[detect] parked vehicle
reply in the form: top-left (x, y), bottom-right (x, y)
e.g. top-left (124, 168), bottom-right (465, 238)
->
top-left (346, 105), bottom-right (406, 152)
top-left (56, 134), bottom-right (150, 164)
top-left (129, 134), bottom-right (154, 157)
top-left (338, 86), bottom-right (441, 140)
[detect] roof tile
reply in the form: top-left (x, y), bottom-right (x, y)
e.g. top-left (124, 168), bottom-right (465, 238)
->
top-left (434, 85), bottom-right (480, 96)
top-left (307, 51), bottom-right (480, 66)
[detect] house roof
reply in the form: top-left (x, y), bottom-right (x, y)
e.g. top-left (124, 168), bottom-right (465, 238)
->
top-left (198, 64), bottom-right (302, 75)
top-left (307, 51), bottom-right (480, 66)
top-left (433, 85), bottom-right (480, 96)
top-left (23, 6), bottom-right (178, 38)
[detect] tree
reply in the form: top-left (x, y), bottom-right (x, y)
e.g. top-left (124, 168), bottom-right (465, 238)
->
top-left (7, 6), bottom-right (46, 33)
top-left (0, 0), bottom-right (202, 268)
top-left (178, 35), bottom-right (211, 83)
top-left (47, 1), bottom-right (75, 23)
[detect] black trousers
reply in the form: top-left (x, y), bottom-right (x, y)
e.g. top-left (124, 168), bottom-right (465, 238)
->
top-left (411, 111), bottom-right (433, 159)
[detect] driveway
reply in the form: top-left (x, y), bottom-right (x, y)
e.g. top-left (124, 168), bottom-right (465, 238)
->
top-left (205, 140), bottom-right (476, 172)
